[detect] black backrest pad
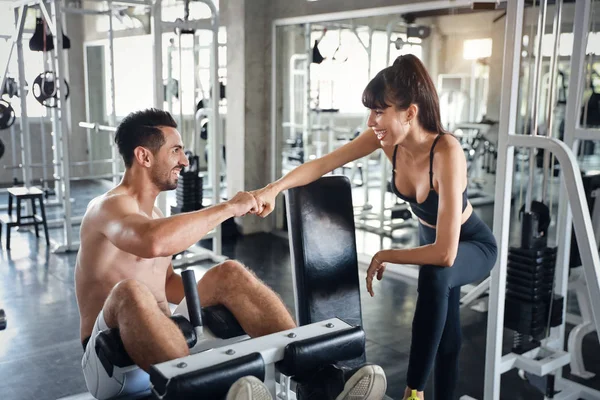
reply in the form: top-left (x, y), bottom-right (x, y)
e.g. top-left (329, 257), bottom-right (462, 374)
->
top-left (150, 353), bottom-right (265, 400)
top-left (286, 176), bottom-right (365, 368)
top-left (286, 175), bottom-right (363, 327)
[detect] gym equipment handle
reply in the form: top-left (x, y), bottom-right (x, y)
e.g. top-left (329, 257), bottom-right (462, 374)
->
top-left (0, 309), bottom-right (6, 331)
top-left (182, 270), bottom-right (203, 328)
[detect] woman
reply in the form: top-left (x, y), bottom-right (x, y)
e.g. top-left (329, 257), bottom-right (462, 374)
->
top-left (251, 54), bottom-right (497, 400)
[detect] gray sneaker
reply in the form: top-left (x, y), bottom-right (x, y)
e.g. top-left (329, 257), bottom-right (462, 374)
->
top-left (335, 365), bottom-right (387, 400)
top-left (226, 376), bottom-right (273, 400)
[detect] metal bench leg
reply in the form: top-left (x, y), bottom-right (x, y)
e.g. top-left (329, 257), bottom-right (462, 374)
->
top-left (38, 197), bottom-right (50, 247)
top-left (32, 198), bottom-right (39, 238)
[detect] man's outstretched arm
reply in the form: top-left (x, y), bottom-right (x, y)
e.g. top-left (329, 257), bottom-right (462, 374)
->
top-left (96, 192), bottom-right (257, 258)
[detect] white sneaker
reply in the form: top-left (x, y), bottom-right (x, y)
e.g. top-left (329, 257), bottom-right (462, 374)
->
top-left (335, 365), bottom-right (387, 400)
top-left (226, 376), bottom-right (273, 400)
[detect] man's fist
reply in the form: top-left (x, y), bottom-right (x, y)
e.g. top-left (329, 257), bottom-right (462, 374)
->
top-left (228, 191), bottom-right (259, 217)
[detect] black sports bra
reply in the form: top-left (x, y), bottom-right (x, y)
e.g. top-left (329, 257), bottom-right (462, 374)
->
top-left (390, 133), bottom-right (468, 226)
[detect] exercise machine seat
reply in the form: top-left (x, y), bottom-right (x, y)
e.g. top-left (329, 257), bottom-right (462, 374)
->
top-left (150, 353), bottom-right (265, 400)
top-left (95, 304), bottom-right (245, 377)
top-left (285, 175), bottom-right (366, 368)
top-left (277, 325), bottom-right (365, 377)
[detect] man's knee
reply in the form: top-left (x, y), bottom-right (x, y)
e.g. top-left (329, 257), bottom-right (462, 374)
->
top-left (212, 260), bottom-right (257, 289)
top-left (106, 279), bottom-right (156, 317)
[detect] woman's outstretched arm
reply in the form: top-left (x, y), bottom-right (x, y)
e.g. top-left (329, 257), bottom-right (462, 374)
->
top-left (252, 127), bottom-right (380, 217)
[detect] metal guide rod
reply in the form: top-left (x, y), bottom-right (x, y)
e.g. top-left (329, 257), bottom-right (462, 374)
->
top-left (15, 6), bottom-right (32, 188)
top-left (541, 0), bottom-right (563, 202)
top-left (525, 0), bottom-right (548, 212)
top-left (209, 5), bottom-right (222, 255)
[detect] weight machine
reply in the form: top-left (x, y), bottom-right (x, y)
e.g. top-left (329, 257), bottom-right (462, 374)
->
top-left (152, 0), bottom-right (224, 264)
top-left (1, 0), bottom-right (224, 262)
top-left (461, 0), bottom-right (600, 399)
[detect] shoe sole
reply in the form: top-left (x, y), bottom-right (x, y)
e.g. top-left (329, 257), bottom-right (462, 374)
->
top-left (335, 365), bottom-right (387, 400)
top-left (226, 376), bottom-right (272, 400)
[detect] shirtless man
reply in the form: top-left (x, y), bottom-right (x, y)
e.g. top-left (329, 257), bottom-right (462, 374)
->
top-left (75, 108), bottom-right (386, 400)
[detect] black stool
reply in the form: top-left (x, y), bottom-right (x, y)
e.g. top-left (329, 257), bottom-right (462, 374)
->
top-left (1, 187), bottom-right (49, 250)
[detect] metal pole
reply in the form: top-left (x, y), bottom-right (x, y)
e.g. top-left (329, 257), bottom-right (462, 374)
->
top-left (484, 0), bottom-right (524, 398)
top-left (15, 5), bottom-right (32, 188)
top-left (47, 52), bottom-right (63, 203)
top-left (541, 0), bottom-right (563, 202)
top-left (378, 24), bottom-right (393, 232)
top-left (9, 121), bottom-right (20, 183)
top-left (303, 23), bottom-right (311, 167)
top-left (52, 0), bottom-right (74, 251)
top-left (290, 56), bottom-right (296, 154)
top-left (192, 33), bottom-right (199, 154)
top-left (41, 49), bottom-right (53, 191)
top-left (525, 0), bottom-right (548, 211)
top-left (107, 0), bottom-right (119, 186)
top-left (167, 42), bottom-right (174, 114)
top-left (209, 11), bottom-right (222, 255)
top-left (40, 112), bottom-right (48, 188)
top-left (551, 0), bottom-right (592, 386)
top-left (270, 21), bottom-right (278, 231)
top-left (83, 41), bottom-right (93, 178)
top-left (152, 0), bottom-right (168, 214)
top-left (177, 30), bottom-right (184, 131)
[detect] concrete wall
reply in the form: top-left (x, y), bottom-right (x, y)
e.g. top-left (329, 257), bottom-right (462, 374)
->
top-left (222, 0), bottom-right (273, 234)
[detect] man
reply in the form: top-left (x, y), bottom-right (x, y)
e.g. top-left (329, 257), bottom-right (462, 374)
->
top-left (75, 109), bottom-right (386, 400)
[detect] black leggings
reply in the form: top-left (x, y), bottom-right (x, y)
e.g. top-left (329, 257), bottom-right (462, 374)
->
top-left (406, 212), bottom-right (497, 399)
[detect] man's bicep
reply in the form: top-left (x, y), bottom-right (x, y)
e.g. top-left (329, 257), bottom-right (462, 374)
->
top-left (98, 196), bottom-right (154, 256)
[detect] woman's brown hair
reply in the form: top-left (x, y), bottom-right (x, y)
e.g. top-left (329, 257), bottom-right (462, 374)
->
top-left (362, 54), bottom-right (448, 135)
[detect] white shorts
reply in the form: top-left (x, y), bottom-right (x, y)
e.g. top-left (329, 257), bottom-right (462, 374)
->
top-left (81, 299), bottom-right (199, 400)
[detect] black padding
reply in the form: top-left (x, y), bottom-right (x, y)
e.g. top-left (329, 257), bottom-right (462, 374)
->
top-left (276, 326), bottom-right (365, 377)
top-left (202, 305), bottom-right (246, 339)
top-left (286, 176), bottom-right (366, 368)
top-left (95, 328), bottom-right (133, 377)
top-left (150, 352), bottom-right (265, 400)
top-left (95, 315), bottom-right (198, 376)
top-left (171, 314), bottom-right (198, 348)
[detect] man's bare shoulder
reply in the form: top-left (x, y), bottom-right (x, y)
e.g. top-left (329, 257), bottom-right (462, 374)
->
top-left (83, 192), bottom-right (141, 224)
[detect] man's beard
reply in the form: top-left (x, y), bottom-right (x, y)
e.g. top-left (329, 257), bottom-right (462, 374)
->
top-left (151, 168), bottom-right (179, 191)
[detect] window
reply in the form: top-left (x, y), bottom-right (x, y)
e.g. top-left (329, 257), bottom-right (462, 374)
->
top-left (308, 28), bottom-right (422, 113)
top-left (463, 38), bottom-right (493, 60)
top-left (541, 32), bottom-right (600, 57)
top-left (100, 27), bottom-right (226, 118)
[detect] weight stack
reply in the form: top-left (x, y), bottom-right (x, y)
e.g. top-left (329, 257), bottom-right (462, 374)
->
top-left (504, 246), bottom-right (563, 348)
top-left (170, 171), bottom-right (203, 215)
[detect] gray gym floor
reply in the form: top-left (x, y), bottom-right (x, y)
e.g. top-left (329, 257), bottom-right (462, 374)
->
top-left (0, 176), bottom-right (599, 400)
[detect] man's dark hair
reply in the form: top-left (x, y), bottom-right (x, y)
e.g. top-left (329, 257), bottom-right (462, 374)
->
top-left (114, 108), bottom-right (177, 168)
